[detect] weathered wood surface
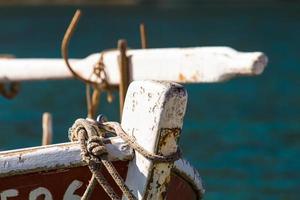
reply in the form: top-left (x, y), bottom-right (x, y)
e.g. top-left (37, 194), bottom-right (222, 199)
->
top-left (0, 163), bottom-right (129, 200)
top-left (121, 80), bottom-right (187, 199)
top-left (174, 158), bottom-right (204, 197)
top-left (0, 80), bottom-right (204, 199)
top-left (0, 163), bottom-right (197, 200)
top-left (0, 131), bottom-right (202, 199)
top-left (0, 47), bottom-right (267, 83)
top-left (0, 141), bottom-right (203, 193)
top-left (0, 137), bottom-right (133, 178)
top-left (0, 137), bottom-right (202, 199)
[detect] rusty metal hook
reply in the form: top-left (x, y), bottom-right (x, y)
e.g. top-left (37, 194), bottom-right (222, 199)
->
top-left (61, 9), bottom-right (95, 85)
top-left (0, 82), bottom-right (20, 99)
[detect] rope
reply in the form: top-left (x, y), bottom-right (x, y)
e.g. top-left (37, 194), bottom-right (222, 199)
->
top-left (86, 51), bottom-right (116, 119)
top-left (69, 118), bottom-right (181, 200)
top-left (86, 51), bottom-right (115, 119)
top-left (101, 122), bottom-right (182, 163)
top-left (70, 119), bottom-right (136, 200)
top-left (81, 174), bottom-right (97, 200)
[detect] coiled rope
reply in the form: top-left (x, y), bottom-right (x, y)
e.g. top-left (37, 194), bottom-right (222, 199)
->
top-left (69, 118), bottom-right (181, 200)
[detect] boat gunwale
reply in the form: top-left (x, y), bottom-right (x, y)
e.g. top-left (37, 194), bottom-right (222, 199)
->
top-left (0, 140), bottom-right (204, 198)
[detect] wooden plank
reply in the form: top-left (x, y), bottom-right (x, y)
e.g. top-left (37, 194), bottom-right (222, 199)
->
top-left (0, 137), bottom-right (133, 178)
top-left (0, 163), bottom-right (128, 200)
top-left (0, 162), bottom-right (198, 200)
top-left (0, 143), bottom-right (204, 196)
top-left (121, 80), bottom-right (187, 199)
top-left (0, 47), bottom-right (267, 83)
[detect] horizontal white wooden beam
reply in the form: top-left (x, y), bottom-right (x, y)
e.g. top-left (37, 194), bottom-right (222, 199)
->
top-left (0, 47), bottom-right (267, 84)
top-left (0, 137), bottom-right (133, 178)
top-left (0, 141), bottom-right (204, 196)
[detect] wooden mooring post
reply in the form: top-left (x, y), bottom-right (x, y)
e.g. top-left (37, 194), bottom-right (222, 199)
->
top-left (42, 112), bottom-right (53, 145)
top-left (121, 80), bottom-right (187, 199)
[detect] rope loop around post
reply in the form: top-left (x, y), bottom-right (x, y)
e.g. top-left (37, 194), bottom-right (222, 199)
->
top-left (100, 121), bottom-right (182, 163)
top-left (69, 117), bottom-right (182, 200)
top-left (69, 118), bottom-right (136, 200)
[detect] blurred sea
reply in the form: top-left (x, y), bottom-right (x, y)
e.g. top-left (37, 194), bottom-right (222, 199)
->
top-left (0, 3), bottom-right (299, 200)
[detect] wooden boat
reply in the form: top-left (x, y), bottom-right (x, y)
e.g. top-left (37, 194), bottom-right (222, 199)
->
top-left (0, 46), bottom-right (267, 199)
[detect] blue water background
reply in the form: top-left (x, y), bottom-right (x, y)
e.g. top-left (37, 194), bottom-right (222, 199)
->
top-left (0, 3), bottom-right (299, 199)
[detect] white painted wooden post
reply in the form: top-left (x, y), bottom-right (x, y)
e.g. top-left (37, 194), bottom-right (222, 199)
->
top-left (121, 80), bottom-right (187, 200)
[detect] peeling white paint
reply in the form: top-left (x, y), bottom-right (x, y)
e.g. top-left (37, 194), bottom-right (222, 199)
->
top-left (121, 80), bottom-right (187, 200)
top-left (0, 80), bottom-right (206, 199)
top-left (29, 187), bottom-right (53, 200)
top-left (0, 137), bottom-right (133, 178)
top-left (63, 180), bottom-right (83, 200)
top-left (0, 189), bottom-right (19, 200)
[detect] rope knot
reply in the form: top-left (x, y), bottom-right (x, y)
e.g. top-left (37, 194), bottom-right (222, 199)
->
top-left (69, 118), bottom-right (108, 164)
top-left (68, 117), bottom-right (181, 200)
top-left (87, 136), bottom-right (107, 157)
